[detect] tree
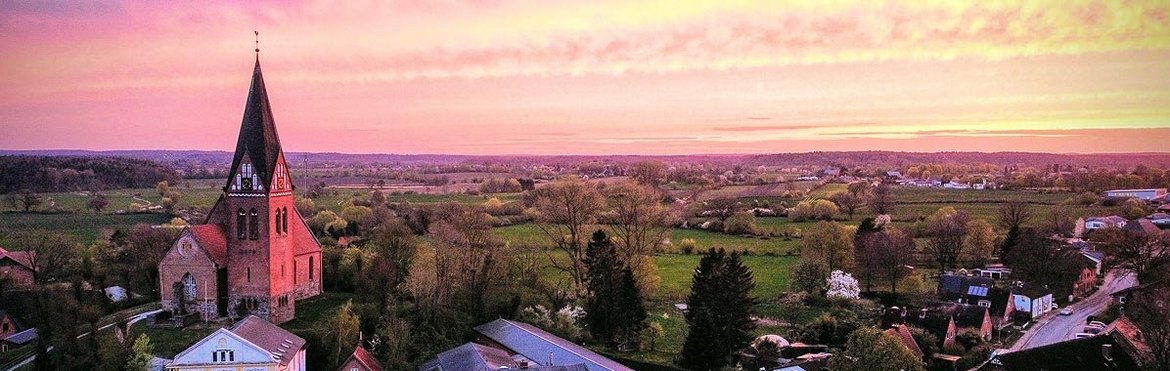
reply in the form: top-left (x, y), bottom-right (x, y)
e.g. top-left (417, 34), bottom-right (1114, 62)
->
top-left (847, 181), bottom-right (871, 197)
top-left (10, 232), bottom-right (77, 283)
top-left (320, 300), bottom-right (361, 368)
top-left (629, 160), bottom-right (667, 187)
top-left (1094, 229), bottom-right (1170, 281)
top-left (792, 257), bottom-right (829, 296)
top-left (790, 199), bottom-right (839, 222)
top-left (869, 183), bottom-right (895, 215)
top-left (603, 182), bottom-right (676, 257)
top-left (826, 270), bottom-right (860, 300)
top-left (125, 334), bottom-right (154, 371)
top-left (19, 189), bottom-right (42, 211)
top-left (583, 230), bottom-right (649, 350)
top-left (430, 204), bottom-right (508, 317)
top-left (828, 327), bottom-right (925, 371)
top-left (679, 248), bottom-right (757, 371)
top-left (801, 221), bottom-right (856, 272)
top-left (723, 211), bottom-right (758, 235)
top-left (963, 219), bottom-right (996, 268)
top-left (997, 201), bottom-right (1033, 231)
top-left (366, 219), bottom-right (420, 291)
top-left (87, 193), bottom-right (109, 213)
top-left (530, 178), bottom-right (605, 291)
top-left (1126, 286), bottom-right (1170, 371)
top-left (1119, 197), bottom-right (1150, 220)
top-left (830, 191), bottom-right (865, 220)
top-left (925, 208), bottom-right (970, 272)
top-left (856, 228), bottom-right (916, 294)
top-left (702, 198), bottom-right (742, 221)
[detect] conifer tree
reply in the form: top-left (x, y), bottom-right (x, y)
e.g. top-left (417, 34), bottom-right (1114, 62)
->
top-left (583, 230), bottom-right (647, 350)
top-left (679, 248), bottom-right (758, 370)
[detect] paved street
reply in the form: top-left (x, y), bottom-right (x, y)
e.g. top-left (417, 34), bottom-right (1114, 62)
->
top-left (1007, 271), bottom-right (1136, 352)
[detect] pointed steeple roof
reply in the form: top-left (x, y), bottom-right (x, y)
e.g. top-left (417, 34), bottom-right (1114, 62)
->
top-left (227, 56), bottom-right (285, 190)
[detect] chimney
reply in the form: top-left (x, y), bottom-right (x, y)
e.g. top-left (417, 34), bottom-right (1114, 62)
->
top-left (517, 359), bottom-right (529, 369)
top-left (1102, 344), bottom-right (1114, 362)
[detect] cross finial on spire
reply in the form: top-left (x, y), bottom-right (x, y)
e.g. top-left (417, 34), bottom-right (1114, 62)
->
top-left (254, 30), bottom-right (260, 54)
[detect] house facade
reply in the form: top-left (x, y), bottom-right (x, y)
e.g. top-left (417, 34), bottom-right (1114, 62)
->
top-left (167, 315), bottom-right (306, 371)
top-left (338, 345), bottom-right (382, 371)
top-left (1012, 284), bottom-right (1054, 319)
top-left (1072, 265), bottom-right (1097, 300)
top-left (158, 55), bottom-right (322, 325)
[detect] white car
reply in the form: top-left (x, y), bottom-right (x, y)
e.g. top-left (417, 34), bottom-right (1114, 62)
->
top-left (1059, 308), bottom-right (1073, 316)
top-left (1089, 321), bottom-right (1108, 328)
top-left (1074, 333), bottom-right (1095, 339)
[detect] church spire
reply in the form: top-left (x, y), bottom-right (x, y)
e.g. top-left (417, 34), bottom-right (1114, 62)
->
top-left (225, 36), bottom-right (286, 192)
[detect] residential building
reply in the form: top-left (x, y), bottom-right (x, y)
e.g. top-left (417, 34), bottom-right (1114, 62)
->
top-left (419, 342), bottom-right (587, 371)
top-left (0, 247), bottom-right (36, 288)
top-left (981, 333), bottom-right (1142, 371)
top-left (157, 55), bottom-right (322, 325)
top-left (881, 306), bottom-right (959, 351)
top-left (1103, 188), bottom-right (1167, 201)
top-left (0, 310), bottom-right (35, 353)
top-left (1082, 215), bottom-right (1127, 231)
top-left (338, 345), bottom-right (382, 371)
top-left (1147, 212), bottom-right (1170, 227)
top-left (938, 274), bottom-right (994, 300)
top-left (1124, 218), bottom-right (1162, 235)
top-left (167, 315), bottom-right (307, 371)
top-left (1072, 259), bottom-right (1098, 300)
top-left (882, 325), bottom-right (924, 359)
top-left (472, 319), bottom-right (633, 371)
top-left (1012, 282), bottom-right (1054, 320)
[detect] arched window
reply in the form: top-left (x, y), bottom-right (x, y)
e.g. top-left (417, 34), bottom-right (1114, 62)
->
top-left (275, 209), bottom-right (282, 236)
top-left (309, 256), bottom-right (315, 281)
top-left (236, 209), bottom-right (247, 239)
top-left (282, 207), bottom-right (289, 234)
top-left (249, 209), bottom-right (258, 239)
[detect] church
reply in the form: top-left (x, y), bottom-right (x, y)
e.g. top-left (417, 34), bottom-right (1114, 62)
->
top-left (158, 53), bottom-right (322, 325)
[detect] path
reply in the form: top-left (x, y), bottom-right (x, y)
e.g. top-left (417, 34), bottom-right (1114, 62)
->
top-left (1005, 272), bottom-right (1136, 352)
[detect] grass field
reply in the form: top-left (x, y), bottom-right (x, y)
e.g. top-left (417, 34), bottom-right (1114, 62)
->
top-left (0, 212), bottom-right (172, 244)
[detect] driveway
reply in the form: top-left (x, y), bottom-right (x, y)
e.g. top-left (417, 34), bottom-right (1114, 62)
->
top-left (1006, 271), bottom-right (1136, 352)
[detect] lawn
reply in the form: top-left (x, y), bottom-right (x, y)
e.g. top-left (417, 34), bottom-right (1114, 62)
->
top-left (0, 212), bottom-right (172, 245)
top-left (497, 222), bottom-right (805, 255)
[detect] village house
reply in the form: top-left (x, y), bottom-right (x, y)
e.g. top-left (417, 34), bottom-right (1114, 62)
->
top-left (0, 247), bottom-right (36, 288)
top-left (1011, 282), bottom-right (1054, 320)
top-left (157, 55), bottom-right (322, 325)
top-left (1081, 215), bottom-right (1127, 231)
top-left (981, 333), bottom-right (1143, 371)
top-left (167, 315), bottom-right (307, 371)
top-left (0, 310), bottom-right (36, 354)
top-left (423, 319), bottom-right (634, 371)
top-left (337, 344), bottom-right (383, 371)
top-left (883, 324), bottom-right (925, 360)
top-left (880, 304), bottom-right (994, 351)
top-left (1071, 256), bottom-right (1099, 300)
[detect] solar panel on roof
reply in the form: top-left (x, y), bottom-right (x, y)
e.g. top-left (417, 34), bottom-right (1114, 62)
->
top-left (968, 286), bottom-right (989, 296)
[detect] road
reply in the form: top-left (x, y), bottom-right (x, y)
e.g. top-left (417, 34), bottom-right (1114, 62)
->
top-left (1007, 271), bottom-right (1136, 352)
top-left (2, 309), bottom-right (163, 371)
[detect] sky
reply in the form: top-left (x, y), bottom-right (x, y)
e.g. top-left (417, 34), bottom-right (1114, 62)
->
top-left (1, 0), bottom-right (1169, 155)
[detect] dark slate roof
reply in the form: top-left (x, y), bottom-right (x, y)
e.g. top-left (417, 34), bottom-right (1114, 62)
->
top-left (230, 315), bottom-right (306, 368)
top-left (0, 310), bottom-right (27, 332)
top-left (939, 274), bottom-right (994, 297)
top-left (1, 328), bottom-right (37, 345)
top-left (881, 307), bottom-right (953, 347)
top-left (1012, 282), bottom-right (1053, 299)
top-left (926, 302), bottom-right (987, 329)
top-left (473, 319), bottom-right (632, 371)
top-left (993, 333), bottom-right (1141, 371)
top-left (420, 342), bottom-right (519, 371)
top-left (970, 287), bottom-right (1013, 318)
top-left (1124, 218), bottom-right (1162, 235)
top-left (226, 57), bottom-right (285, 191)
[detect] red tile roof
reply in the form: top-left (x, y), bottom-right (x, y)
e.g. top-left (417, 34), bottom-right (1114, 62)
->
top-left (290, 209), bottom-right (321, 256)
top-left (346, 345), bottom-right (383, 371)
top-left (884, 324), bottom-right (925, 359)
top-left (0, 247), bottom-right (35, 271)
top-left (231, 315), bottom-right (306, 368)
top-left (188, 225), bottom-right (227, 266)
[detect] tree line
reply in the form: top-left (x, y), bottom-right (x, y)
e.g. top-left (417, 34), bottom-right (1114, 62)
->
top-left (0, 155), bottom-right (179, 194)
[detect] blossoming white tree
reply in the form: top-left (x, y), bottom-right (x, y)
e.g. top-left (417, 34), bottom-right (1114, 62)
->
top-left (826, 270), bottom-right (861, 300)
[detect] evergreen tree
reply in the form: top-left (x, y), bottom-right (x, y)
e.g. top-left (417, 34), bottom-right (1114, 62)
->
top-left (125, 334), bottom-right (154, 371)
top-left (678, 248), bottom-right (758, 371)
top-left (583, 231), bottom-right (647, 351)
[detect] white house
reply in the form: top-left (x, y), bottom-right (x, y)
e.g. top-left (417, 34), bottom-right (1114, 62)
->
top-left (167, 315), bottom-right (306, 371)
top-left (1011, 283), bottom-right (1054, 320)
top-left (1083, 216), bottom-right (1127, 230)
top-left (943, 180), bottom-right (971, 189)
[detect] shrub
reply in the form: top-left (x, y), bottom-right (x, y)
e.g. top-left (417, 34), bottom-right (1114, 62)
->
top-left (723, 211), bottom-right (758, 235)
top-left (679, 238), bottom-right (697, 254)
top-left (790, 199), bottom-right (839, 222)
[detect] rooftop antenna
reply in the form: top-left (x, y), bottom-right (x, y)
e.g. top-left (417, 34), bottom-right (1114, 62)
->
top-left (254, 30), bottom-right (260, 54)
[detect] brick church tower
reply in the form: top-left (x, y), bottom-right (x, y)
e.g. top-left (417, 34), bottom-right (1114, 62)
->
top-left (159, 54), bottom-right (322, 325)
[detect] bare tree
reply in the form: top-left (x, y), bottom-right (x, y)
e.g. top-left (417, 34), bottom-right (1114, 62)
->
top-left (10, 232), bottom-right (77, 283)
top-left (856, 228), bottom-right (916, 294)
top-left (703, 198), bottom-right (742, 221)
top-left (997, 201), bottom-right (1033, 231)
top-left (830, 192), bottom-right (865, 220)
top-left (1096, 229), bottom-right (1170, 281)
top-left (431, 204), bottom-right (508, 316)
top-left (925, 208), bottom-right (970, 272)
top-left (530, 178), bottom-right (605, 291)
top-left (629, 160), bottom-right (667, 187)
top-left (869, 184), bottom-right (895, 215)
top-left (1126, 285), bottom-right (1170, 371)
top-left (19, 190), bottom-right (42, 212)
top-left (603, 182), bottom-right (677, 258)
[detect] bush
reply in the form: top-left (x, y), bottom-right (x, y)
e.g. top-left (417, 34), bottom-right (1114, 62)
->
top-left (789, 199), bottom-right (839, 222)
top-left (679, 238), bottom-right (697, 254)
top-left (724, 211), bottom-right (758, 235)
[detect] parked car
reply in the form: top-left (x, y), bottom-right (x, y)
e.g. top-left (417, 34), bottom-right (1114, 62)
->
top-left (1084, 326), bottom-right (1103, 334)
top-left (1074, 333), bottom-right (1095, 339)
top-left (1089, 321), bottom-right (1108, 328)
top-left (1059, 308), bottom-right (1073, 316)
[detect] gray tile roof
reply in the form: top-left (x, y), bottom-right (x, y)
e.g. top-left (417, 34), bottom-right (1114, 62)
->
top-left (473, 320), bottom-right (632, 371)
